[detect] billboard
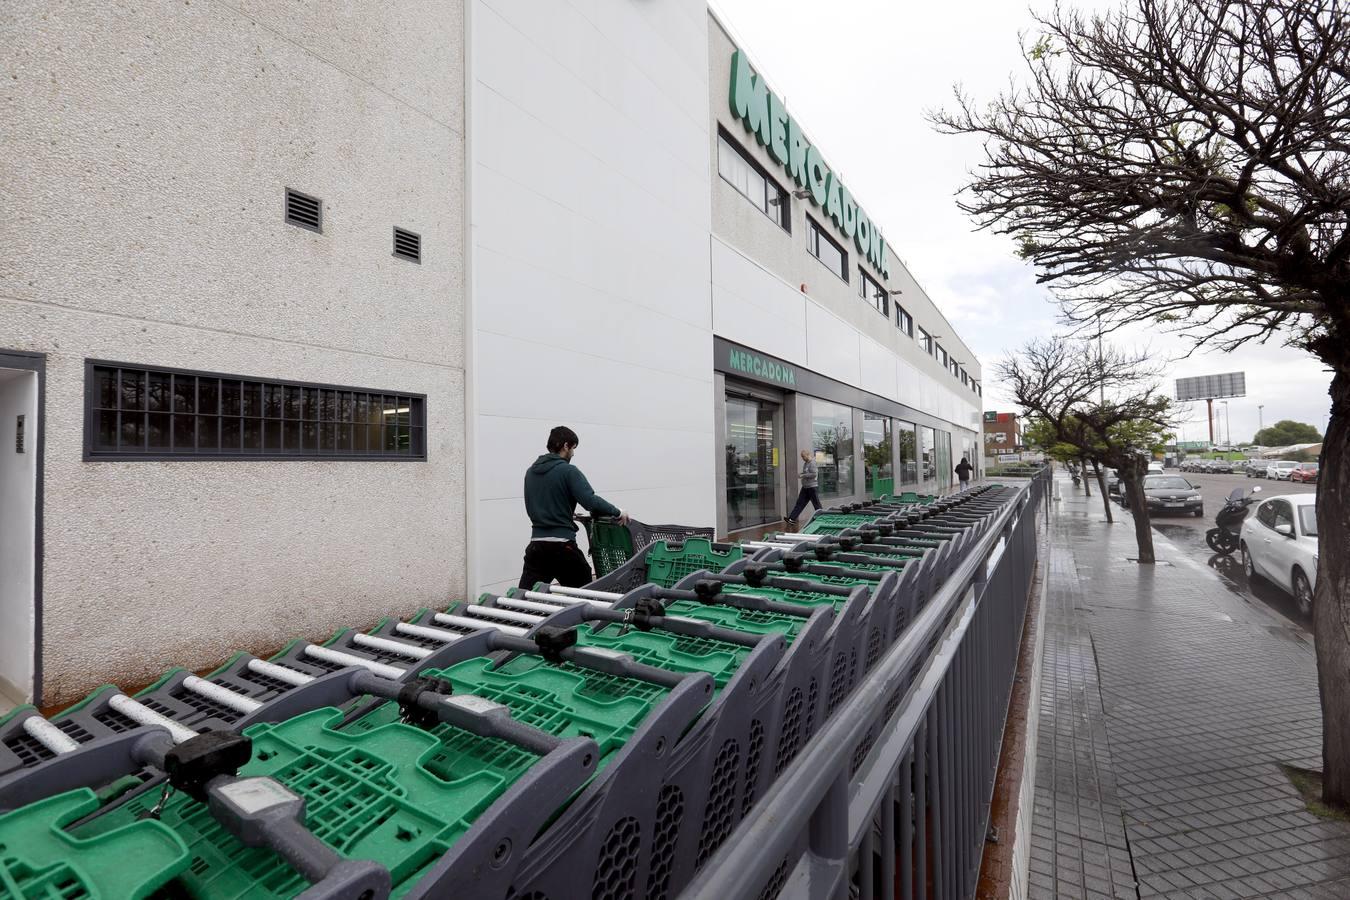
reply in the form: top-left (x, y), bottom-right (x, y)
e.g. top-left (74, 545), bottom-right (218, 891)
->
top-left (1175, 372), bottom-right (1245, 401)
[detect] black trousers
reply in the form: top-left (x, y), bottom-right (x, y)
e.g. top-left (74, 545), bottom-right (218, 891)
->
top-left (788, 486), bottom-right (822, 521)
top-left (518, 540), bottom-right (593, 590)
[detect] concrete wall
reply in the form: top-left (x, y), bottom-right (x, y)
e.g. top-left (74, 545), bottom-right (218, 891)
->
top-left (0, 371), bottom-right (38, 703)
top-left (0, 1), bottom-right (467, 703)
top-left (469, 0), bottom-right (716, 594)
top-left (708, 16), bottom-right (982, 440)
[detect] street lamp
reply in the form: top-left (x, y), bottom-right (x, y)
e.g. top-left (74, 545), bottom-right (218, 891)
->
top-left (1258, 404), bottom-right (1264, 437)
top-left (1222, 401), bottom-right (1230, 448)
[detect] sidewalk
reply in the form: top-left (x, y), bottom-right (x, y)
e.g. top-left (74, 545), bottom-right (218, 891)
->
top-left (1029, 476), bottom-right (1350, 899)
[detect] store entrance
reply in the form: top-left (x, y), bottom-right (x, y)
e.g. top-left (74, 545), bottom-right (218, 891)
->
top-left (724, 393), bottom-right (781, 532)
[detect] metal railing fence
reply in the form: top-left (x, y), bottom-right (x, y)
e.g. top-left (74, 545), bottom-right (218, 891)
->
top-left (681, 470), bottom-right (1048, 900)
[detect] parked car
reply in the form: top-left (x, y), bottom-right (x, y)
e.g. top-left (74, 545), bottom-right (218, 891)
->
top-left (1141, 474), bottom-right (1204, 517)
top-left (1211, 460), bottom-right (1233, 474)
top-left (1245, 460), bottom-right (1265, 478)
top-left (1267, 460), bottom-right (1299, 480)
top-left (1290, 462), bottom-right (1320, 484)
top-left (1147, 461), bottom-right (1165, 475)
top-left (1240, 494), bottom-right (1319, 615)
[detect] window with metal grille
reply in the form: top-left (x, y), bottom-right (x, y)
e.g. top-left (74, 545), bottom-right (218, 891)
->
top-left (918, 327), bottom-right (933, 355)
top-left (858, 268), bottom-right (887, 317)
top-left (285, 189), bottom-right (322, 233)
top-left (393, 227), bottom-right (421, 263)
top-left (807, 217), bottom-right (847, 283)
top-left (85, 362), bottom-right (426, 460)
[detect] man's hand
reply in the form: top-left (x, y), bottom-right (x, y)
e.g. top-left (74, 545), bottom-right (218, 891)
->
top-left (617, 510), bottom-right (631, 526)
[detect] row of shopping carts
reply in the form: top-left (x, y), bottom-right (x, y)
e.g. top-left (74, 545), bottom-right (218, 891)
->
top-left (0, 484), bottom-right (1021, 900)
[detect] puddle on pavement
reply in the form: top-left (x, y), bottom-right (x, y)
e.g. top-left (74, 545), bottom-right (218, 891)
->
top-left (1151, 523), bottom-right (1310, 631)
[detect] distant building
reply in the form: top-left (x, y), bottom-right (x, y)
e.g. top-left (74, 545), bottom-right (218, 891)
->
top-left (983, 411), bottom-right (1023, 453)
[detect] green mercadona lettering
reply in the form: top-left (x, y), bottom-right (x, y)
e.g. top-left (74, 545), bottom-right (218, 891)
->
top-left (729, 349), bottom-right (796, 387)
top-left (729, 48), bottom-right (890, 279)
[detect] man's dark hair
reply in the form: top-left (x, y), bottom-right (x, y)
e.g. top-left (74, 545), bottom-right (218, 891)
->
top-left (547, 426), bottom-right (580, 453)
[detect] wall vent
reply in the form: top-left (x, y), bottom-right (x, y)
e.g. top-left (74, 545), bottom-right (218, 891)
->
top-left (285, 189), bottom-right (322, 233)
top-left (393, 227), bottom-right (421, 263)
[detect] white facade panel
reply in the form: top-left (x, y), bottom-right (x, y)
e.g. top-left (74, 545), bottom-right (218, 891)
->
top-left (469, 0), bottom-right (716, 592)
top-left (897, 358), bottom-right (924, 410)
top-left (860, 337), bottom-right (901, 402)
top-left (711, 239), bottom-right (809, 363)
top-left (804, 304), bottom-right (864, 388)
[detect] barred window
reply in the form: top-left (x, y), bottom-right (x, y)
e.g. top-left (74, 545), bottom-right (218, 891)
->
top-left (86, 362), bottom-right (426, 460)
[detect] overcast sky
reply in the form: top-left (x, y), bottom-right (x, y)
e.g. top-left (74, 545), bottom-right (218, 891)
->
top-left (711, 0), bottom-right (1334, 446)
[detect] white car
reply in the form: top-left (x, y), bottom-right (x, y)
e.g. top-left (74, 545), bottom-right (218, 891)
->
top-left (1266, 460), bottom-right (1298, 480)
top-left (1147, 461), bottom-right (1164, 475)
top-left (1241, 494), bottom-right (1319, 615)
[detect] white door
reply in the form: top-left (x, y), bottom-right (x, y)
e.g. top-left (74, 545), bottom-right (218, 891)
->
top-left (0, 366), bottom-right (38, 705)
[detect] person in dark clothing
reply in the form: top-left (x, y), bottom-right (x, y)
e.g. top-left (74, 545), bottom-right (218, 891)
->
top-left (518, 425), bottom-right (628, 590)
top-left (785, 449), bottom-right (822, 527)
top-left (955, 456), bottom-right (974, 491)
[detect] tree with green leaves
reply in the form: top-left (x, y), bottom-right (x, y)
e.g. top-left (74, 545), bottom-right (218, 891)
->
top-left (1253, 420), bottom-right (1323, 447)
top-left (935, 0), bottom-right (1350, 805)
top-left (1000, 337), bottom-right (1175, 561)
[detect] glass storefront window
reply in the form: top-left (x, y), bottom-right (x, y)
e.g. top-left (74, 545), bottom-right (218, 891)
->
top-left (725, 395), bottom-right (780, 531)
top-left (936, 430), bottom-right (952, 488)
top-left (920, 426), bottom-right (935, 483)
top-left (897, 421), bottom-right (917, 485)
top-left (863, 413), bottom-right (892, 496)
top-left (810, 398), bottom-right (854, 499)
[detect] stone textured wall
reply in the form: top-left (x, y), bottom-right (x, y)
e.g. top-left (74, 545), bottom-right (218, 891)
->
top-left (0, 0), bottom-right (467, 703)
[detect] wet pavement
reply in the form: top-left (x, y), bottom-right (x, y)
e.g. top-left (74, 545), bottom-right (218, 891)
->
top-left (1091, 471), bottom-right (1317, 631)
top-left (1029, 474), bottom-right (1347, 899)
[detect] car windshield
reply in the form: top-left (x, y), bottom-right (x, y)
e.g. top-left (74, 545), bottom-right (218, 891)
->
top-left (1144, 476), bottom-right (1191, 490)
top-left (1299, 506), bottom-right (1318, 537)
top-left (1302, 463), bottom-right (1320, 471)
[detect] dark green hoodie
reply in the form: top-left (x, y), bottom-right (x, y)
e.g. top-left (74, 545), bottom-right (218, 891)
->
top-left (524, 453), bottom-right (622, 539)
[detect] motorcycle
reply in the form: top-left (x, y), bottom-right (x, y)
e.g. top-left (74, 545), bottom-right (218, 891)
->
top-left (1205, 485), bottom-right (1262, 555)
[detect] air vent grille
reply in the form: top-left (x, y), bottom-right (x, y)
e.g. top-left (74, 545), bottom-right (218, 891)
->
top-left (285, 189), bottom-right (322, 232)
top-left (393, 227), bottom-right (421, 263)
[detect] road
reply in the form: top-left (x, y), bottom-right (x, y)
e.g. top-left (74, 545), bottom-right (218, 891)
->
top-left (1143, 470), bottom-right (1317, 629)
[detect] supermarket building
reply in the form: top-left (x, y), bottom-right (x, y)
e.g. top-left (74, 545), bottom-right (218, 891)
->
top-left (1, 0), bottom-right (981, 706)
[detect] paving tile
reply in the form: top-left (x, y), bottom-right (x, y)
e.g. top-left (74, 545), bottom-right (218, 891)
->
top-left (1028, 478), bottom-right (1350, 898)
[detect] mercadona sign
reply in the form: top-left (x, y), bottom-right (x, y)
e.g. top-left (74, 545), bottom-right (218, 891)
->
top-left (728, 48), bottom-right (891, 279)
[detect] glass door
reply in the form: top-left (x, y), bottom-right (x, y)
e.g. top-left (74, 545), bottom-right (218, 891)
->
top-left (725, 394), bottom-right (780, 531)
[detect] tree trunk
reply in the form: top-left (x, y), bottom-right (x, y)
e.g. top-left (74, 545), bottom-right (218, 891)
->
top-left (1080, 456), bottom-right (1092, 496)
top-left (1315, 366), bottom-right (1350, 807)
top-left (1122, 468), bottom-right (1155, 563)
top-left (1092, 459), bottom-right (1114, 523)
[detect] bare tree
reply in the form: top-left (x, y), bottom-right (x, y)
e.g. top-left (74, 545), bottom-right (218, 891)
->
top-left (935, 0), bottom-right (1350, 804)
top-left (1000, 337), bottom-right (1174, 561)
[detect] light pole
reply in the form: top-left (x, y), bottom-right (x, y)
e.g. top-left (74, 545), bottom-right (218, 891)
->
top-left (1222, 401), bottom-right (1230, 448)
top-left (1258, 404), bottom-right (1264, 438)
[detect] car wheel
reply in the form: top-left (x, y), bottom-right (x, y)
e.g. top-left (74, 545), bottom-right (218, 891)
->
top-left (1293, 569), bottom-right (1313, 617)
top-left (1242, 543), bottom-right (1261, 583)
top-left (1194, 508), bottom-right (1204, 517)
